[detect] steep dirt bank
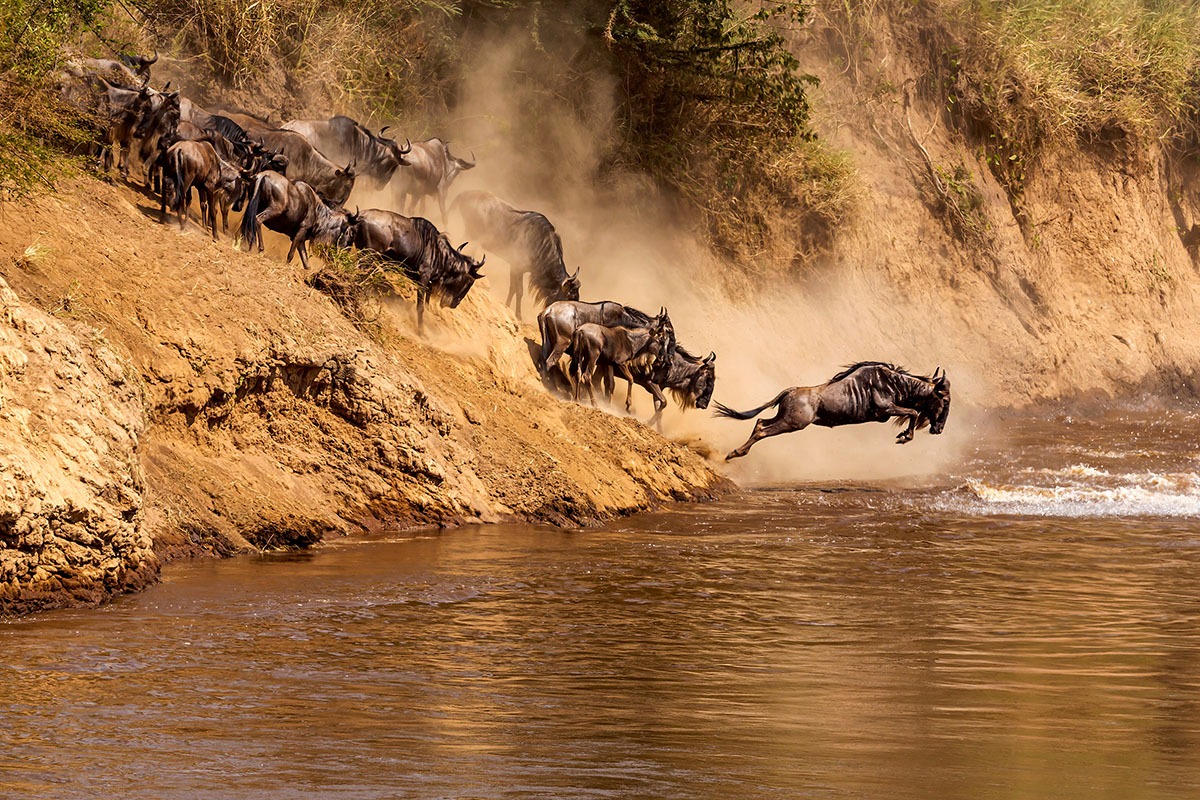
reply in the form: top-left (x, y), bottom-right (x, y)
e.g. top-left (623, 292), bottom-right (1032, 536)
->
top-left (0, 178), bottom-right (728, 613)
top-left (766, 5), bottom-right (1200, 406)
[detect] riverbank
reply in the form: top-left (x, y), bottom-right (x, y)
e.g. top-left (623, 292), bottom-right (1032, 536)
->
top-left (0, 177), bottom-right (730, 614)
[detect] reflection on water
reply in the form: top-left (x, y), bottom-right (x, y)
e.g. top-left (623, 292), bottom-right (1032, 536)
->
top-left (4, 410), bottom-right (1200, 798)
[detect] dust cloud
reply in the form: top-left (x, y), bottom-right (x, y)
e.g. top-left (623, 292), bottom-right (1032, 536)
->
top-left (357, 20), bottom-right (984, 484)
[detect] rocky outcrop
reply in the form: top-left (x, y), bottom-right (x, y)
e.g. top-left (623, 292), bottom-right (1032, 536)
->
top-left (0, 277), bottom-right (157, 613)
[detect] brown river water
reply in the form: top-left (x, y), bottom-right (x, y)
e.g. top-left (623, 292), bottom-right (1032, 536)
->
top-left (5, 408), bottom-right (1200, 798)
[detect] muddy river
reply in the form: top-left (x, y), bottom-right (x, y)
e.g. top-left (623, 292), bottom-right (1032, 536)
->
top-left (5, 409), bottom-right (1200, 798)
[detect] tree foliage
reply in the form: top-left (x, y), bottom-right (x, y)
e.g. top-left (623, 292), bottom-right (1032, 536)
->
top-left (0, 0), bottom-right (105, 197)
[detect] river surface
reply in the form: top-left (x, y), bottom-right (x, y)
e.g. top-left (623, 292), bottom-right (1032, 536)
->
top-left (5, 409), bottom-right (1200, 798)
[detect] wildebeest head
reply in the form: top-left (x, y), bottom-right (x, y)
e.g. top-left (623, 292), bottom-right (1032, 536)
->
top-left (929, 367), bottom-right (951, 434)
top-left (439, 240), bottom-right (485, 309)
top-left (652, 307), bottom-right (676, 366)
top-left (560, 266), bottom-right (581, 302)
top-left (119, 49), bottom-right (158, 80)
top-left (324, 162), bottom-right (356, 206)
top-left (378, 128), bottom-right (412, 167)
top-left (692, 351), bottom-right (717, 410)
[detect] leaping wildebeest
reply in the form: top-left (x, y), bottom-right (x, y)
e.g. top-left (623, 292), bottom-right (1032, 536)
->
top-left (392, 137), bottom-right (475, 223)
top-left (350, 209), bottom-right (485, 333)
top-left (239, 171), bottom-right (357, 269)
top-left (453, 190), bottom-right (581, 318)
top-left (715, 362), bottom-right (952, 460)
top-left (282, 116), bottom-right (412, 189)
top-left (567, 314), bottom-right (673, 408)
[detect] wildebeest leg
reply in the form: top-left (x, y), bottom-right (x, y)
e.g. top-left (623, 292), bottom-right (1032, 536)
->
top-left (295, 239), bottom-right (311, 270)
top-left (416, 288), bottom-right (428, 334)
top-left (205, 188), bottom-right (219, 241)
top-left (437, 187), bottom-right (449, 226)
top-left (645, 383), bottom-right (668, 432)
top-left (726, 397), bottom-right (814, 460)
top-left (617, 365), bottom-right (636, 412)
top-left (219, 194), bottom-right (230, 233)
top-left (506, 268), bottom-right (523, 318)
top-left (286, 226), bottom-right (310, 265)
top-left (872, 393), bottom-right (922, 444)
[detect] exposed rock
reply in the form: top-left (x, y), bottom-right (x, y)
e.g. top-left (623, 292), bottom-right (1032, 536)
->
top-left (0, 277), bottom-right (157, 613)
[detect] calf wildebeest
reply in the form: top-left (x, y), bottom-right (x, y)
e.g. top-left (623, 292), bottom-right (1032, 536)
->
top-left (165, 139), bottom-right (249, 240)
top-left (608, 346), bottom-right (716, 431)
top-left (244, 127), bottom-right (356, 205)
top-left (567, 315), bottom-right (672, 408)
top-left (239, 171), bottom-right (356, 270)
top-left (350, 209), bottom-right (485, 333)
top-left (453, 190), bottom-right (581, 318)
top-left (537, 300), bottom-right (668, 376)
top-left (282, 116), bottom-right (411, 189)
top-left (715, 362), bottom-right (952, 460)
top-left (392, 137), bottom-right (475, 223)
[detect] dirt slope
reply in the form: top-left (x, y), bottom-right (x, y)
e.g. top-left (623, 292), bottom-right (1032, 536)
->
top-left (0, 178), bottom-right (727, 612)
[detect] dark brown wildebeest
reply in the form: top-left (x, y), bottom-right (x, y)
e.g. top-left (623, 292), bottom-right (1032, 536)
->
top-left (239, 171), bottom-right (356, 270)
top-left (537, 300), bottom-right (667, 377)
top-left (350, 209), bottom-right (485, 333)
top-left (282, 116), bottom-right (411, 189)
top-left (84, 79), bottom-right (156, 178)
top-left (165, 139), bottom-right (249, 240)
top-left (715, 362), bottom-right (952, 460)
top-left (452, 190), bottom-right (580, 318)
top-left (567, 314), bottom-right (672, 407)
top-left (118, 50), bottom-right (158, 82)
top-left (132, 85), bottom-right (181, 183)
top-left (392, 138), bottom-right (475, 223)
top-left (243, 127), bottom-right (356, 205)
top-left (608, 346), bottom-right (716, 431)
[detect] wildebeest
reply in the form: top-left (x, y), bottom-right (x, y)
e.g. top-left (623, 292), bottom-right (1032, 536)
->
top-left (453, 190), bottom-right (580, 318)
top-left (282, 116), bottom-right (411, 189)
top-left (118, 50), bottom-right (158, 82)
top-left (567, 315), bottom-right (672, 407)
top-left (165, 139), bottom-right (248, 240)
top-left (392, 138), bottom-right (475, 223)
top-left (86, 79), bottom-right (154, 178)
top-left (243, 127), bottom-right (356, 205)
top-left (350, 209), bottom-right (484, 333)
top-left (239, 171), bottom-right (356, 270)
top-left (609, 346), bottom-right (716, 431)
top-left (132, 85), bottom-right (181, 182)
top-left (715, 362), bottom-right (952, 460)
top-left (537, 300), bottom-right (667, 376)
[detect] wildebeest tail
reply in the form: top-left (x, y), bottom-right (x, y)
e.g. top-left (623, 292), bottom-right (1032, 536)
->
top-left (713, 390), bottom-right (789, 420)
top-left (239, 173), bottom-right (265, 249)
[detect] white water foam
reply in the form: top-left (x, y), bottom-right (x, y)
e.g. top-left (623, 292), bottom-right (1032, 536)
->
top-left (942, 467), bottom-right (1200, 518)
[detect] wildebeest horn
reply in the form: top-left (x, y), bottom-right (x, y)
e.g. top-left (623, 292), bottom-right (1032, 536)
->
top-left (571, 267), bottom-right (580, 280)
top-left (705, 351), bottom-right (716, 364)
top-left (458, 241), bottom-right (468, 251)
top-left (380, 125), bottom-right (390, 136)
top-left (162, 80), bottom-right (171, 91)
top-left (148, 49), bottom-right (159, 65)
top-left (400, 138), bottom-right (412, 154)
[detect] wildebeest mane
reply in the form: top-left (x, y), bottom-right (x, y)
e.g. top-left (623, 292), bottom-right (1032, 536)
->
top-left (829, 361), bottom-right (933, 383)
top-left (513, 211), bottom-right (569, 303)
top-left (207, 115), bottom-right (250, 145)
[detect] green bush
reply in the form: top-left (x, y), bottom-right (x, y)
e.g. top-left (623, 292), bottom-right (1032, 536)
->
top-left (0, 0), bottom-right (105, 197)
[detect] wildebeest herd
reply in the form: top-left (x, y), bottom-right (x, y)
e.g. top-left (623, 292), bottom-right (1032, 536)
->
top-left (55, 49), bottom-right (952, 459)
